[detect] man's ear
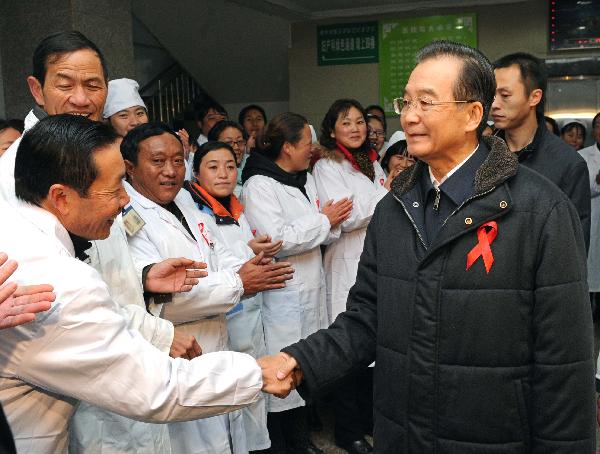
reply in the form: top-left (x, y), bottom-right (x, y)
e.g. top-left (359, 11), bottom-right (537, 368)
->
top-left (529, 88), bottom-right (543, 108)
top-left (465, 102), bottom-right (484, 134)
top-left (124, 159), bottom-right (136, 180)
top-left (46, 184), bottom-right (71, 216)
top-left (27, 76), bottom-right (45, 108)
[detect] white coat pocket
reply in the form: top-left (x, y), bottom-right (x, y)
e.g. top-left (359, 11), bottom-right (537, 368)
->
top-left (261, 286), bottom-right (303, 355)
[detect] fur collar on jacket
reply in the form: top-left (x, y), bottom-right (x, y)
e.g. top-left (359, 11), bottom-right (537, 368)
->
top-left (391, 135), bottom-right (518, 198)
top-left (319, 147), bottom-right (344, 162)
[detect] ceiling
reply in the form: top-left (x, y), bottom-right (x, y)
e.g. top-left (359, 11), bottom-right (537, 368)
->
top-left (229, 0), bottom-right (532, 21)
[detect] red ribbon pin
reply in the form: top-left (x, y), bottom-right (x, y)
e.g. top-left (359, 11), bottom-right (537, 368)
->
top-left (465, 221), bottom-right (498, 274)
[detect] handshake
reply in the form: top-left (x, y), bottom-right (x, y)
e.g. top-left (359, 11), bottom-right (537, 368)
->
top-left (257, 352), bottom-right (302, 399)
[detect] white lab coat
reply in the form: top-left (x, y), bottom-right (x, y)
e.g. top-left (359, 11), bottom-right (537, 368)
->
top-left (0, 110), bottom-right (177, 453)
top-left (0, 200), bottom-right (262, 454)
top-left (70, 217), bottom-right (176, 454)
top-left (241, 173), bottom-right (338, 412)
top-left (125, 182), bottom-right (249, 454)
top-left (579, 144), bottom-right (600, 292)
top-left (312, 155), bottom-right (388, 322)
top-left (193, 201), bottom-right (270, 450)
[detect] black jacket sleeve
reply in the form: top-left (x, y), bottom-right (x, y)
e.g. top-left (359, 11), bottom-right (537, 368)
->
top-left (562, 158), bottom-right (591, 252)
top-left (282, 204), bottom-right (381, 399)
top-left (530, 198), bottom-right (595, 452)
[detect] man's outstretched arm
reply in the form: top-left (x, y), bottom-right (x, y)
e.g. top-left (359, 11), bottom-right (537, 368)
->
top-left (261, 203), bottom-right (384, 400)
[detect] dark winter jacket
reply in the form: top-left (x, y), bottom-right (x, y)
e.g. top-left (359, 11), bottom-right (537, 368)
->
top-left (498, 119), bottom-right (591, 250)
top-left (283, 136), bottom-right (595, 453)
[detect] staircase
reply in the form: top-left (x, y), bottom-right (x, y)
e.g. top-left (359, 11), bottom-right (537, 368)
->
top-left (139, 63), bottom-right (205, 126)
top-left (133, 14), bottom-right (205, 129)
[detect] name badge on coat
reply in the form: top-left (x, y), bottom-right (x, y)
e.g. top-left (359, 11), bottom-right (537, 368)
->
top-left (122, 206), bottom-right (145, 236)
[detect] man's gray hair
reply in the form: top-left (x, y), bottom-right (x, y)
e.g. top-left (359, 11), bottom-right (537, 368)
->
top-left (416, 41), bottom-right (495, 137)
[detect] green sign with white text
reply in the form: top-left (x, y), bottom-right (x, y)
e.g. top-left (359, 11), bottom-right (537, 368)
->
top-left (317, 22), bottom-right (379, 66)
top-left (379, 14), bottom-right (477, 115)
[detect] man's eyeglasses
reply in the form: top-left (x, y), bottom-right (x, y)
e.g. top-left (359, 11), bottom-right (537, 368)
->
top-left (393, 97), bottom-right (474, 115)
top-left (223, 139), bottom-right (247, 148)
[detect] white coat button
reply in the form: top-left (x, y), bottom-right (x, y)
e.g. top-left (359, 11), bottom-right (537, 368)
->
top-left (499, 200), bottom-right (508, 209)
top-left (413, 202), bottom-right (419, 208)
top-left (465, 217), bottom-right (473, 225)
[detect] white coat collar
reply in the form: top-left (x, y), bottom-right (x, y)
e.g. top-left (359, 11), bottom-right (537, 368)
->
top-left (124, 181), bottom-right (198, 243)
top-left (13, 200), bottom-right (75, 257)
top-left (24, 109), bottom-right (40, 132)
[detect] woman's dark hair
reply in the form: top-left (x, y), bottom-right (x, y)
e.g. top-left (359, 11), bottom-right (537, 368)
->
top-left (544, 116), bottom-right (560, 136)
top-left (0, 119), bottom-right (24, 134)
top-left (192, 141), bottom-right (237, 174)
top-left (121, 122), bottom-right (181, 165)
top-left (319, 99), bottom-right (369, 152)
top-left (258, 112), bottom-right (308, 161)
top-left (207, 120), bottom-right (247, 141)
top-left (33, 31), bottom-right (108, 85)
top-left (367, 114), bottom-right (385, 133)
top-left (561, 121), bottom-right (586, 142)
top-left (380, 140), bottom-right (408, 172)
top-left (238, 104), bottom-right (267, 127)
top-left (15, 114), bottom-right (118, 205)
top-left (366, 104), bottom-right (387, 132)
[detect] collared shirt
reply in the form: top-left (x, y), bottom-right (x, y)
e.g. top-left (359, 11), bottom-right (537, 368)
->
top-left (420, 144), bottom-right (487, 245)
top-left (428, 146), bottom-right (478, 188)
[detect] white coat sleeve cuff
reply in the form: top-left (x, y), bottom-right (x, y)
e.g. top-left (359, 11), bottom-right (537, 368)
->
top-left (151, 316), bottom-right (175, 354)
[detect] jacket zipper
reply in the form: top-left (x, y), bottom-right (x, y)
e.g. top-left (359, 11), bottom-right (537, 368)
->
top-left (394, 194), bottom-right (428, 249)
top-left (433, 188), bottom-right (441, 211)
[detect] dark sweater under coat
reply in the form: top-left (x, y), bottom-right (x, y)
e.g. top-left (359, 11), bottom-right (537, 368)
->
top-left (283, 136), bottom-right (595, 453)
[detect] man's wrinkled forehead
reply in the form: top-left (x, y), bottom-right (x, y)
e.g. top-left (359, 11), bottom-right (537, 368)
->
top-left (44, 49), bottom-right (107, 83)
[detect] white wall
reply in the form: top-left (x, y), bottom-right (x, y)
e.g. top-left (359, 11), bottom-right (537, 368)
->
top-left (289, 0), bottom-right (600, 130)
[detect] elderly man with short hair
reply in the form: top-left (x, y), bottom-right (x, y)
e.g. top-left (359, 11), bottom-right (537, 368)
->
top-left (259, 41), bottom-right (595, 453)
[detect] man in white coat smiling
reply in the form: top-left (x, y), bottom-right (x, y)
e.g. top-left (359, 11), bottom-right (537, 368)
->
top-left (0, 30), bottom-right (208, 453)
top-left (0, 114), bottom-right (264, 454)
top-left (120, 122), bottom-right (295, 454)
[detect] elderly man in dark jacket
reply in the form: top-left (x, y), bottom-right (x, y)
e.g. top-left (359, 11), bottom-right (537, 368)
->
top-left (257, 41), bottom-right (595, 453)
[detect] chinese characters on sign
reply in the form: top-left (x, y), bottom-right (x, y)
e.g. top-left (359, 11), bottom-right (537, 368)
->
top-left (379, 14), bottom-right (477, 115)
top-left (317, 22), bottom-right (379, 66)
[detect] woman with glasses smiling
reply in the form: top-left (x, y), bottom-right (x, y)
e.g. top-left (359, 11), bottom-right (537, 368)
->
top-left (208, 120), bottom-right (249, 197)
top-left (367, 114), bottom-right (386, 158)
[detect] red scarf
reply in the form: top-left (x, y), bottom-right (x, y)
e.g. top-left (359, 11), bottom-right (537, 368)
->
top-left (336, 142), bottom-right (378, 172)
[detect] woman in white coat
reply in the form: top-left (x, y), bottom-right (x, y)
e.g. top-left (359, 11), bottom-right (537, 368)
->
top-left (312, 99), bottom-right (395, 454)
top-left (241, 113), bottom-right (353, 454)
top-left (185, 141), bottom-right (281, 452)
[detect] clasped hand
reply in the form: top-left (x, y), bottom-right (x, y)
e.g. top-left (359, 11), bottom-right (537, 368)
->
top-left (257, 352), bottom-right (302, 399)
